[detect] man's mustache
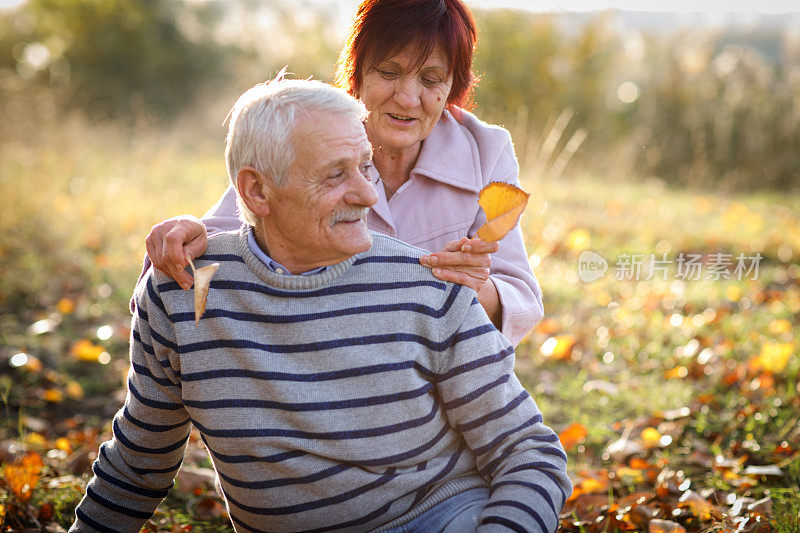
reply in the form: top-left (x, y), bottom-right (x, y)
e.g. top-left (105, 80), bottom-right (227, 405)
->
top-left (330, 207), bottom-right (369, 224)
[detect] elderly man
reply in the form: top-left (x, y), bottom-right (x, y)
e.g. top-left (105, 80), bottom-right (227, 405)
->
top-left (71, 79), bottom-right (571, 532)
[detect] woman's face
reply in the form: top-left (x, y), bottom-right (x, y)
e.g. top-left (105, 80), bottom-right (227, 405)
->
top-left (360, 42), bottom-right (453, 156)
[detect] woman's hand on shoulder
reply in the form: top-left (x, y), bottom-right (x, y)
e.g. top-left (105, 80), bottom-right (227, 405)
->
top-left (145, 215), bottom-right (208, 289)
top-left (419, 237), bottom-right (499, 293)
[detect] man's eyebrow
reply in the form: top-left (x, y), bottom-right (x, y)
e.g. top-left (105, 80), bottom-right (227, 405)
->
top-left (321, 152), bottom-right (370, 172)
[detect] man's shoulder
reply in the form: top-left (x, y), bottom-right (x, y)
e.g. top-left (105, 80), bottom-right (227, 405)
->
top-left (368, 231), bottom-right (429, 258)
top-left (360, 232), bottom-right (479, 311)
top-left (132, 263), bottom-right (175, 316)
top-left (206, 228), bottom-right (243, 256)
top-left (359, 232), bottom-right (432, 278)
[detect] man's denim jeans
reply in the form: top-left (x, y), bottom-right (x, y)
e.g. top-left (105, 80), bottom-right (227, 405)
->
top-left (382, 487), bottom-right (490, 533)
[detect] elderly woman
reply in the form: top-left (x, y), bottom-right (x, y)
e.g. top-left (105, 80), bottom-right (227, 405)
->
top-left (146, 0), bottom-right (542, 346)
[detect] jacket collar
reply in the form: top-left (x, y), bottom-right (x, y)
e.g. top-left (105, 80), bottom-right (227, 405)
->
top-left (367, 110), bottom-right (481, 230)
top-left (366, 164), bottom-right (394, 231)
top-left (410, 110), bottom-right (481, 193)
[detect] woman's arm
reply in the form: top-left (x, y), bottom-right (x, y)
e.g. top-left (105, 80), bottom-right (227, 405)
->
top-left (141, 186), bottom-right (241, 288)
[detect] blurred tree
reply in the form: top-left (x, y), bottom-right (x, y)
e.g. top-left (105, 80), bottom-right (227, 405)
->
top-left (562, 14), bottom-right (617, 145)
top-left (472, 10), bottom-right (564, 128)
top-left (634, 38), bottom-right (800, 189)
top-left (216, 0), bottom-right (340, 93)
top-left (1, 1), bottom-right (797, 190)
top-left (471, 11), bottom-right (623, 171)
top-left (4, 0), bottom-right (234, 120)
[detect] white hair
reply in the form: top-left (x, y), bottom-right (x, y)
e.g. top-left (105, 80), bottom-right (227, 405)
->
top-left (224, 74), bottom-right (367, 225)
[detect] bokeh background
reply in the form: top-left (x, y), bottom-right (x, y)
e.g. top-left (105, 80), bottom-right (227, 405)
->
top-left (0, 0), bottom-right (798, 530)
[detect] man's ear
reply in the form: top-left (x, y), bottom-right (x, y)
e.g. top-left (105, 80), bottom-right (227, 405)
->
top-left (236, 167), bottom-right (273, 218)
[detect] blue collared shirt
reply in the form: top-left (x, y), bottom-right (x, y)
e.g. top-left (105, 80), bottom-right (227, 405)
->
top-left (247, 231), bottom-right (326, 276)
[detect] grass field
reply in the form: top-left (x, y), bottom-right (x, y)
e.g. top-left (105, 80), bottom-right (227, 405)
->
top-left (0, 115), bottom-right (798, 531)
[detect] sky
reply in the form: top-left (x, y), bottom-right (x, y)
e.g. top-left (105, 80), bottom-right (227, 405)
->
top-left (1, 0), bottom-right (798, 13)
top-left (339, 0), bottom-right (800, 14)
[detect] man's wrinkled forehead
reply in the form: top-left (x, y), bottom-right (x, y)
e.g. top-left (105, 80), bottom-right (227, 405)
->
top-left (291, 111), bottom-right (371, 169)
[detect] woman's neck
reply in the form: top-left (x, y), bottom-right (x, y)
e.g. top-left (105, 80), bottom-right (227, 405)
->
top-left (370, 140), bottom-right (422, 196)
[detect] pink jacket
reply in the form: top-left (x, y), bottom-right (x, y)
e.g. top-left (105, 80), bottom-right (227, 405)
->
top-left (203, 109), bottom-right (543, 346)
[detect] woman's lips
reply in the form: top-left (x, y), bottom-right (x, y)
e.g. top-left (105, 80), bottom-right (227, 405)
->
top-left (386, 113), bottom-right (417, 126)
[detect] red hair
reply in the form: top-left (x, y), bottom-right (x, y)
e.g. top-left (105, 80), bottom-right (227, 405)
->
top-left (334, 0), bottom-right (478, 119)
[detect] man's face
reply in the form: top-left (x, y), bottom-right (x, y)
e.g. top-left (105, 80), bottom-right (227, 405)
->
top-left (264, 111), bottom-right (377, 271)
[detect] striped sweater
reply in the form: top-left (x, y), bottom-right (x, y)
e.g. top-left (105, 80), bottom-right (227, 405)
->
top-left (71, 226), bottom-right (571, 532)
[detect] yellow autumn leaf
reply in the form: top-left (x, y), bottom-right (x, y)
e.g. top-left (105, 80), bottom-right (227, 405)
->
top-left (66, 380), bottom-right (85, 400)
top-left (71, 339), bottom-right (105, 362)
top-left (641, 427), bottom-right (662, 447)
top-left (189, 257), bottom-right (220, 324)
top-left (57, 297), bottom-right (75, 314)
top-left (476, 182), bottom-right (530, 243)
top-left (725, 285), bottom-right (741, 302)
top-left (535, 317), bottom-right (560, 335)
top-left (26, 432), bottom-right (47, 447)
top-left (678, 490), bottom-right (719, 521)
top-left (3, 452), bottom-right (43, 502)
top-left (616, 466), bottom-right (645, 484)
top-left (55, 437), bottom-right (73, 454)
top-left (723, 470), bottom-right (740, 481)
top-left (25, 355), bottom-right (43, 373)
top-left (751, 342), bottom-right (794, 373)
top-left (768, 319), bottom-right (792, 335)
top-left (43, 389), bottom-right (64, 403)
top-left (558, 423), bottom-right (588, 449)
top-left (540, 335), bottom-right (576, 360)
top-left (578, 477), bottom-right (607, 493)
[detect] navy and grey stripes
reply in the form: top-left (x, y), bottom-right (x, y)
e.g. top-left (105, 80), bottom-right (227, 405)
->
top-left (71, 228), bottom-right (571, 532)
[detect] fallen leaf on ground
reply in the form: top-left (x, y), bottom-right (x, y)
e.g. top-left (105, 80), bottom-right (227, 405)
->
top-left (43, 389), bottom-right (64, 403)
top-left (535, 317), bottom-right (560, 335)
top-left (3, 452), bottom-right (43, 502)
top-left (654, 407), bottom-right (691, 420)
top-left (38, 501), bottom-right (54, 521)
top-left (476, 182), bottom-right (530, 243)
top-left (176, 465), bottom-right (217, 495)
top-left (742, 464), bottom-right (782, 476)
top-left (583, 379), bottom-right (619, 395)
top-left (749, 342), bottom-right (793, 373)
top-left (640, 427), bottom-right (662, 448)
top-left (192, 497), bottom-right (228, 520)
top-left (628, 504), bottom-right (659, 527)
top-left (746, 495), bottom-right (772, 516)
top-left (648, 519), bottom-right (686, 533)
top-left (559, 423), bottom-right (588, 449)
top-left (605, 437), bottom-right (644, 463)
top-left (71, 339), bottom-right (105, 362)
top-left (66, 381), bottom-right (85, 400)
top-left (57, 297), bottom-right (75, 314)
top-left (540, 335), bottom-right (576, 360)
top-left (678, 490), bottom-right (720, 521)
